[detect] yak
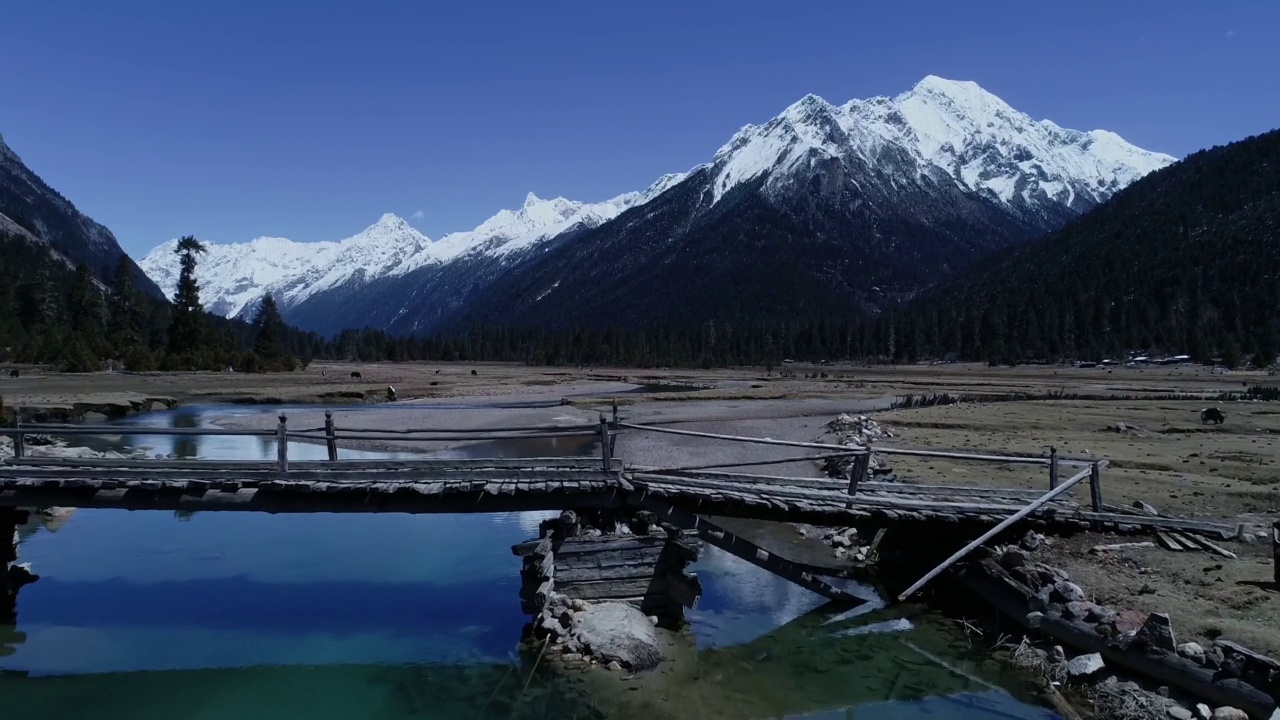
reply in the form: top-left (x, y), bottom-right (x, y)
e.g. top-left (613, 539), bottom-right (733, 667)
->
top-left (386, 385), bottom-right (397, 402)
top-left (350, 371), bottom-right (363, 380)
top-left (1200, 407), bottom-right (1226, 425)
top-left (7, 369), bottom-right (18, 378)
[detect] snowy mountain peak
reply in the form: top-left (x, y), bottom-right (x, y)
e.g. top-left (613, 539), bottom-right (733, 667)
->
top-left (523, 192), bottom-right (542, 208)
top-left (709, 76), bottom-right (1176, 209)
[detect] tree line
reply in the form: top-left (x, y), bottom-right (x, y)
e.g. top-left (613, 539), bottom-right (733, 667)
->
top-left (0, 232), bottom-right (307, 372)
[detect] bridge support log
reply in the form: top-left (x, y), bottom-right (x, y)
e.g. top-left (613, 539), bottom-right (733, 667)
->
top-left (631, 493), bottom-right (865, 605)
top-left (513, 515), bottom-right (703, 624)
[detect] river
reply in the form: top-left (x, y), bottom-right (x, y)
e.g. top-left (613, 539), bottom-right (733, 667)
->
top-left (1, 404), bottom-right (1058, 720)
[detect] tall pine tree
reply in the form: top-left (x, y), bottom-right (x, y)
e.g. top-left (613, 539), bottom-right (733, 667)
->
top-left (167, 235), bottom-right (207, 360)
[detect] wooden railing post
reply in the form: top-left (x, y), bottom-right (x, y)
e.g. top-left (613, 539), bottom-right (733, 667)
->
top-left (1273, 520), bottom-right (1280, 587)
top-left (324, 410), bottom-right (338, 462)
top-left (1048, 446), bottom-right (1059, 490)
top-left (12, 407), bottom-right (24, 459)
top-left (277, 413), bottom-right (289, 474)
top-left (599, 413), bottom-right (612, 472)
top-left (846, 452), bottom-right (870, 508)
top-left (1089, 461), bottom-right (1103, 513)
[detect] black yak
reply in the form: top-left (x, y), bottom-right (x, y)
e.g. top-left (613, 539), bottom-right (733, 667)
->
top-left (351, 371), bottom-right (363, 380)
top-left (7, 369), bottom-right (18, 378)
top-left (1200, 407), bottom-right (1226, 425)
top-left (386, 385), bottom-right (396, 402)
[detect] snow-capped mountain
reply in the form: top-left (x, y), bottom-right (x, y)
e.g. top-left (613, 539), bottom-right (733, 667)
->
top-left (136, 76), bottom-right (1174, 335)
top-left (140, 174), bottom-right (685, 319)
top-left (708, 75), bottom-right (1173, 215)
top-left (444, 77), bottom-right (1176, 332)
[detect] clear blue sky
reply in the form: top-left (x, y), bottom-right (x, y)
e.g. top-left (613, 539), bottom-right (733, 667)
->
top-left (2, 1), bottom-right (1275, 258)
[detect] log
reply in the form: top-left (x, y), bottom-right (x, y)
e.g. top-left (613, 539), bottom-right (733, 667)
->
top-left (1089, 542), bottom-right (1156, 553)
top-left (1155, 532), bottom-right (1188, 551)
top-left (1176, 532), bottom-right (1238, 559)
top-left (897, 464), bottom-right (1098, 601)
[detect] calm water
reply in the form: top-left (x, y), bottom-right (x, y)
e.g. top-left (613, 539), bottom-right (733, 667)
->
top-left (1, 405), bottom-right (1056, 720)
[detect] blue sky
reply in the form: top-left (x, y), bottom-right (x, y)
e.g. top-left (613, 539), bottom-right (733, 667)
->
top-left (1, 1), bottom-right (1275, 258)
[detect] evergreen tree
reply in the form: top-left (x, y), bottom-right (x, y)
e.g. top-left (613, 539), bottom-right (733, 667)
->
top-left (167, 235), bottom-right (207, 359)
top-left (108, 259), bottom-right (143, 356)
top-left (249, 294), bottom-right (296, 371)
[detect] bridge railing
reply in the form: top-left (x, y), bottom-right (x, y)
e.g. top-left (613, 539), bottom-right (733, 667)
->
top-left (2, 407), bottom-right (620, 474)
top-left (617, 421), bottom-right (1107, 513)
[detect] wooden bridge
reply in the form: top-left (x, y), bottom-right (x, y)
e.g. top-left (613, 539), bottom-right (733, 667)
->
top-left (1, 408), bottom-right (1239, 607)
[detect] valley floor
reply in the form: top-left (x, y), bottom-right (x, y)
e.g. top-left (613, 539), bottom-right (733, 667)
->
top-left (5, 360), bottom-right (1279, 653)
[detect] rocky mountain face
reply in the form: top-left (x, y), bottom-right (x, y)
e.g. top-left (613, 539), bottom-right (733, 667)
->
top-left (138, 77), bottom-right (1175, 335)
top-left (0, 132), bottom-right (161, 296)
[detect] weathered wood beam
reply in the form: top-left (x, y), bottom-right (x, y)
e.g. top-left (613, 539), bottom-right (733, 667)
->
top-left (631, 493), bottom-right (863, 604)
top-left (0, 486), bottom-right (627, 514)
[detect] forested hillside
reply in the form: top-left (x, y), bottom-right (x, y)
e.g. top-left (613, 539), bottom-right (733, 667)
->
top-left (890, 129), bottom-right (1280, 366)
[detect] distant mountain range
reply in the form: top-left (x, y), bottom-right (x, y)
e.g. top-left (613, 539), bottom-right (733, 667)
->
top-left (138, 76), bottom-right (1175, 336)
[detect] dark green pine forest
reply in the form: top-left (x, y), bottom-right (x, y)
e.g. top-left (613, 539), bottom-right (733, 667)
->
top-left (2, 128), bottom-right (1277, 371)
top-left (893, 128), bottom-right (1280, 368)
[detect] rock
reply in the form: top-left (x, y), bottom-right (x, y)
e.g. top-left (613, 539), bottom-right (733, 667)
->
top-left (1063, 600), bottom-right (1106, 622)
top-left (1134, 613), bottom-right (1177, 653)
top-left (831, 534), bottom-right (852, 548)
top-left (606, 661), bottom-right (623, 672)
top-left (1000, 548), bottom-right (1029, 570)
top-left (1210, 708), bottom-right (1248, 720)
top-left (570, 599), bottom-right (589, 612)
top-left (1026, 611), bottom-right (1044, 629)
top-left (646, 616), bottom-right (658, 626)
top-left (1033, 585), bottom-right (1053, 611)
top-left (1066, 652), bottom-right (1106, 679)
top-left (1052, 580), bottom-right (1086, 603)
top-left (1168, 706), bottom-right (1194, 720)
top-left (1203, 644), bottom-right (1225, 670)
top-left (1195, 704), bottom-right (1211, 720)
top-left (1050, 645), bottom-right (1066, 662)
top-left (570, 602), bottom-right (663, 671)
top-left (562, 653), bottom-right (583, 662)
top-left (1177, 642), bottom-right (1206, 664)
top-left (1020, 531), bottom-right (1043, 551)
top-left (1133, 500), bottom-right (1161, 516)
top-left (1112, 609), bottom-right (1151, 635)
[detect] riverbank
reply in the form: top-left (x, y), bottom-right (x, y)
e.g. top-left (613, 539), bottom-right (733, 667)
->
top-left (2, 360), bottom-right (1263, 411)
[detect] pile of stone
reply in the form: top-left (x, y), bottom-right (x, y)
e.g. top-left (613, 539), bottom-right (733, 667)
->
top-left (826, 413), bottom-right (894, 445)
top-left (821, 413), bottom-right (896, 477)
top-left (976, 541), bottom-right (1279, 719)
top-left (532, 592), bottom-right (664, 673)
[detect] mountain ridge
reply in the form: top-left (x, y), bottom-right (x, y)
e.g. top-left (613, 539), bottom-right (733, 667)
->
top-left (136, 76), bottom-right (1175, 334)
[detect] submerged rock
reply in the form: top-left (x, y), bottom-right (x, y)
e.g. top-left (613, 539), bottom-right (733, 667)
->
top-left (571, 602), bottom-right (663, 671)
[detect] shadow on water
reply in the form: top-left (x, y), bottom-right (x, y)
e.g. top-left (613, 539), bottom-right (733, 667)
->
top-left (3, 405), bottom-right (1058, 720)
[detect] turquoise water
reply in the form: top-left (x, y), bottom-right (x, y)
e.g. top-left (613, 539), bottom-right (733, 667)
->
top-left (1, 405), bottom-right (1057, 719)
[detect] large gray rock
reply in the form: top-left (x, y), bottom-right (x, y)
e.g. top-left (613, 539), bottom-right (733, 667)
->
top-left (1210, 707), bottom-right (1248, 720)
top-left (1052, 580), bottom-right (1086, 603)
top-left (571, 602), bottom-right (663, 671)
top-left (1066, 652), bottom-right (1106, 679)
top-left (1134, 613), bottom-right (1177, 653)
top-left (1177, 642), bottom-right (1206, 664)
top-left (1167, 707), bottom-right (1194, 720)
